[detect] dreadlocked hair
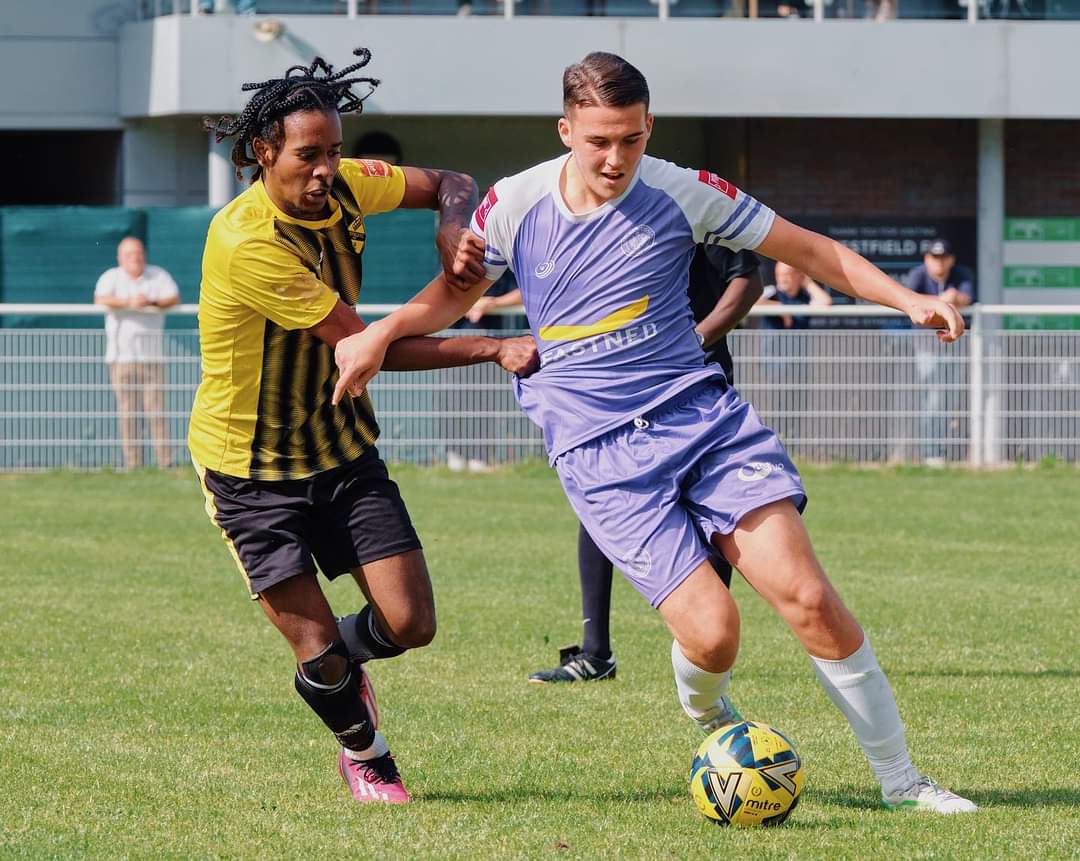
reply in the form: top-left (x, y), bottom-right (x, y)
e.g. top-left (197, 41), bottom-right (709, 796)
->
top-left (203, 47), bottom-right (380, 182)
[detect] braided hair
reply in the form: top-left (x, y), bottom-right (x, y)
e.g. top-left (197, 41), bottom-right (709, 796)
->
top-left (204, 47), bottom-right (380, 182)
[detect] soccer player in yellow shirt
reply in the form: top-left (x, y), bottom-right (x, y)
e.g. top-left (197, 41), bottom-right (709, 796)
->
top-left (190, 48), bottom-right (536, 804)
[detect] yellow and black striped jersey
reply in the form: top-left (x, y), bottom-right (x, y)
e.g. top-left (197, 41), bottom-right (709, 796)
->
top-left (189, 159), bottom-right (406, 480)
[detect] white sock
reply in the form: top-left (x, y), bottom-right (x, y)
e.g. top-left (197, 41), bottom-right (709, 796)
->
top-left (344, 730), bottom-right (390, 762)
top-left (810, 635), bottom-right (916, 795)
top-left (671, 639), bottom-right (732, 726)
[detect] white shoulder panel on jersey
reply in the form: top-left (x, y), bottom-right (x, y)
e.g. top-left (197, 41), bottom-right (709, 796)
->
top-left (638, 156), bottom-right (775, 252)
top-left (470, 155), bottom-right (565, 281)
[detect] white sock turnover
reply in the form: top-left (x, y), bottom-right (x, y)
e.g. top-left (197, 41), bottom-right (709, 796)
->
top-left (671, 639), bottom-right (732, 726)
top-left (809, 635), bottom-right (916, 795)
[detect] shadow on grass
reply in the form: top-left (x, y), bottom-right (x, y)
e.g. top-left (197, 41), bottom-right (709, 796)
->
top-left (418, 788), bottom-right (848, 828)
top-left (803, 786), bottom-right (879, 811)
top-left (890, 668), bottom-right (1080, 680)
top-left (421, 787), bottom-right (687, 804)
top-left (964, 787), bottom-right (1080, 807)
top-left (420, 786), bottom-right (847, 821)
top-left (805, 784), bottom-right (1080, 811)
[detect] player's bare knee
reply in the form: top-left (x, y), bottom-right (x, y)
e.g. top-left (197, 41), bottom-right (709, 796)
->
top-left (689, 644), bottom-right (737, 674)
top-left (404, 615), bottom-right (436, 649)
top-left (705, 632), bottom-right (740, 673)
top-left (681, 624), bottom-right (739, 673)
top-left (385, 608), bottom-right (436, 649)
top-left (788, 577), bottom-right (840, 632)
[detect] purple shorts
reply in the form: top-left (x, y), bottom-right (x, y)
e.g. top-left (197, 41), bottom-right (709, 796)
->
top-left (554, 381), bottom-right (806, 608)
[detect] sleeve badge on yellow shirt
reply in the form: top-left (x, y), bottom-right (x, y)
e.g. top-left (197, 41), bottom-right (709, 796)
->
top-left (348, 215), bottom-right (367, 253)
top-left (356, 159), bottom-right (391, 178)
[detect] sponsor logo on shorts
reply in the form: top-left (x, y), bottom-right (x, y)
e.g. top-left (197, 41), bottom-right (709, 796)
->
top-left (624, 547), bottom-right (652, 578)
top-left (474, 187), bottom-right (498, 231)
top-left (620, 224), bottom-right (656, 258)
top-left (737, 461), bottom-right (784, 483)
top-left (698, 169), bottom-right (739, 201)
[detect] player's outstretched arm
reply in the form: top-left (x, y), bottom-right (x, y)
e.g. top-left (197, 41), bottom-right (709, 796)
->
top-left (467, 287), bottom-right (523, 324)
top-left (310, 298), bottom-right (536, 403)
top-left (756, 216), bottom-right (964, 342)
top-left (331, 274), bottom-right (497, 404)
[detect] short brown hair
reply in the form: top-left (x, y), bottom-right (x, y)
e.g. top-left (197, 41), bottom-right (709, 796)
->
top-left (562, 52), bottom-right (650, 113)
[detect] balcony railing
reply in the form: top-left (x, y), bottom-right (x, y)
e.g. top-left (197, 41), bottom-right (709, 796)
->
top-left (134, 0), bottom-right (1080, 22)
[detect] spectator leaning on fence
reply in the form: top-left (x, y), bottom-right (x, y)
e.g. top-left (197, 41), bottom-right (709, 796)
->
top-left (93, 236), bottom-right (180, 469)
top-left (904, 238), bottom-right (974, 465)
top-left (905, 238), bottom-right (974, 308)
top-left (757, 260), bottom-right (832, 329)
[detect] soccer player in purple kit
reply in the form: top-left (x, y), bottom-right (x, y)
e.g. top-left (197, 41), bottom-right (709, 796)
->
top-left (332, 52), bottom-right (977, 814)
top-left (529, 245), bottom-right (762, 684)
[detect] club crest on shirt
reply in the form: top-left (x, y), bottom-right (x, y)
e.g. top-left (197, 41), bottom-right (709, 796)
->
top-left (348, 215), bottom-right (366, 253)
top-left (620, 224), bottom-right (656, 258)
top-left (535, 259), bottom-right (556, 279)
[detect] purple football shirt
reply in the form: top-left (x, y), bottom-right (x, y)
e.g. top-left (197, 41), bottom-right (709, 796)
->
top-left (470, 154), bottom-right (775, 462)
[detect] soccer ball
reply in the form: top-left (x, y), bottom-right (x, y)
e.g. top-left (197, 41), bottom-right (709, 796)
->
top-left (689, 720), bottom-right (803, 827)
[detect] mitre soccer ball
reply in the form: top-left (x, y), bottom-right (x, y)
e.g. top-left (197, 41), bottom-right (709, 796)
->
top-left (689, 720), bottom-right (804, 827)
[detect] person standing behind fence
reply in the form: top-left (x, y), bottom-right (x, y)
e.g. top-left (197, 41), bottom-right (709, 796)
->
top-left (904, 238), bottom-right (974, 464)
top-left (905, 238), bottom-right (973, 308)
top-left (754, 261), bottom-right (832, 453)
top-left (93, 236), bottom-right (180, 469)
top-left (757, 261), bottom-right (832, 329)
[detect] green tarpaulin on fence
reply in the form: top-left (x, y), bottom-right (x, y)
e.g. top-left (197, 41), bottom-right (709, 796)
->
top-left (0, 205), bottom-right (439, 328)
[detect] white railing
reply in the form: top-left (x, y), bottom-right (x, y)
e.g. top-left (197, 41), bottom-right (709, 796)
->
top-left (135, 0), bottom-right (1007, 22)
top-left (1, 304), bottom-right (1077, 470)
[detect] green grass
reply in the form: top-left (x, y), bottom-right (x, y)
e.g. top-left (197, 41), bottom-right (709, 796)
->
top-left (1, 465), bottom-right (1079, 859)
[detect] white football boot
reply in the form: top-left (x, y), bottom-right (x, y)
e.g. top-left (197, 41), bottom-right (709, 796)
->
top-left (882, 769), bottom-right (978, 814)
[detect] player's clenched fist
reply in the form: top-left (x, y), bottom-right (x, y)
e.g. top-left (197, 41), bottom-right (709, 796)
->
top-left (437, 226), bottom-right (487, 290)
top-left (907, 298), bottom-right (965, 342)
top-left (495, 335), bottom-right (540, 378)
top-left (333, 328), bottom-right (390, 404)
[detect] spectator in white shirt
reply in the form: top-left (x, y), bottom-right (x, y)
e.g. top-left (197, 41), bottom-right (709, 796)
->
top-left (93, 237), bottom-right (180, 469)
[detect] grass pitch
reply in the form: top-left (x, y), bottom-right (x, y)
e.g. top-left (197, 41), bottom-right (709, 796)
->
top-left (1, 464), bottom-right (1078, 859)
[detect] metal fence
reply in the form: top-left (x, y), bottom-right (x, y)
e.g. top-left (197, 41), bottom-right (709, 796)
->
top-left (1, 305), bottom-right (1077, 471)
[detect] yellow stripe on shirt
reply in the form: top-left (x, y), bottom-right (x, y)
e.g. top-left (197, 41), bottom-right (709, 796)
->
top-left (538, 295), bottom-right (650, 342)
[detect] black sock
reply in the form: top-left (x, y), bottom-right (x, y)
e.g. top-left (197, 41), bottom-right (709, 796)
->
top-left (293, 639), bottom-right (374, 752)
top-left (578, 523), bottom-right (614, 660)
top-left (338, 605), bottom-right (406, 663)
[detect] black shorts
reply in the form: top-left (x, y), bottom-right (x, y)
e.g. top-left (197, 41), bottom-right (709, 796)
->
top-left (195, 448), bottom-right (422, 596)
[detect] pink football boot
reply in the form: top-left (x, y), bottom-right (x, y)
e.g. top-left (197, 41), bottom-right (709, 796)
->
top-left (338, 749), bottom-right (411, 804)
